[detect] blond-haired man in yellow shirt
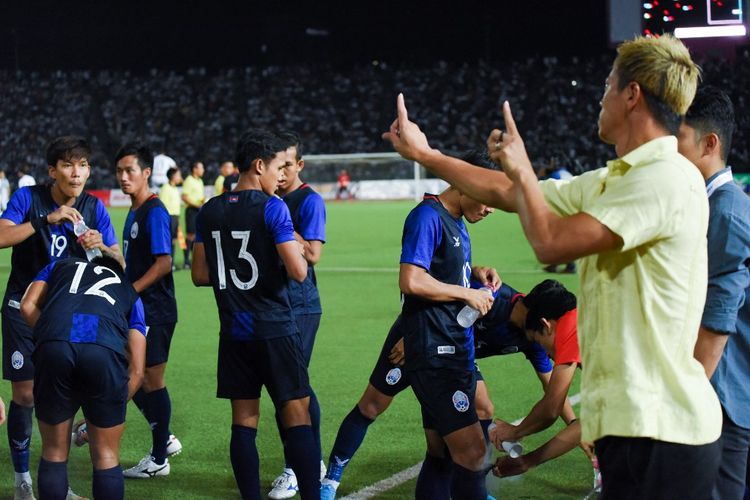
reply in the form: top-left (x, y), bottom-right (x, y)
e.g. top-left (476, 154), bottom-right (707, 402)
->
top-left (383, 34), bottom-right (721, 499)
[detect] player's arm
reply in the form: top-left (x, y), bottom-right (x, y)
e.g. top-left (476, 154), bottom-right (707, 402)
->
top-left (190, 242), bottom-right (210, 286)
top-left (535, 370), bottom-right (577, 425)
top-left (491, 361), bottom-right (576, 444)
top-left (399, 263), bottom-right (493, 314)
top-left (381, 94), bottom-right (517, 211)
top-left (126, 298), bottom-right (147, 399)
top-left (132, 208), bottom-right (174, 293)
top-left (493, 420), bottom-right (582, 478)
top-left (132, 255), bottom-right (172, 293)
top-left (19, 280), bottom-right (49, 328)
top-left (0, 397), bottom-right (5, 426)
top-left (470, 265), bottom-right (501, 290)
top-left (0, 190), bottom-right (83, 248)
top-left (77, 231), bottom-right (125, 268)
top-left (294, 232), bottom-right (323, 265)
top-left (278, 241), bottom-right (308, 282)
top-left (294, 193), bottom-right (326, 265)
top-left (694, 327), bottom-right (729, 379)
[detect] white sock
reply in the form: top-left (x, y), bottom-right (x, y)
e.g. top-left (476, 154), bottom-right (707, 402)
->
top-left (283, 467), bottom-right (295, 476)
top-left (15, 471), bottom-right (32, 485)
top-left (322, 478), bottom-right (340, 489)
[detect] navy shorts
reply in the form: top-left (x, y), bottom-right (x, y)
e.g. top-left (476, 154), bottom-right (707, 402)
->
top-left (2, 306), bottom-right (35, 382)
top-left (216, 335), bottom-right (311, 404)
top-left (33, 341), bottom-right (129, 428)
top-left (185, 207), bottom-right (199, 234)
top-left (145, 323), bottom-right (176, 367)
top-left (295, 313), bottom-right (321, 366)
top-left (169, 215), bottom-right (179, 239)
top-left (409, 366), bottom-right (478, 437)
top-left (369, 317), bottom-right (412, 397)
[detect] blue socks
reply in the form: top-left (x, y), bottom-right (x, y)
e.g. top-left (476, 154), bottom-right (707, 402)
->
top-left (132, 387), bottom-right (172, 464)
top-left (284, 425), bottom-right (320, 498)
top-left (8, 401), bottom-right (32, 474)
top-left (451, 462), bottom-right (487, 500)
top-left (277, 391), bottom-right (323, 469)
top-left (230, 424), bottom-right (260, 500)
top-left (325, 405), bottom-right (374, 482)
top-left (93, 465), bottom-right (124, 500)
top-left (416, 453), bottom-right (453, 500)
top-left (38, 458), bottom-right (68, 500)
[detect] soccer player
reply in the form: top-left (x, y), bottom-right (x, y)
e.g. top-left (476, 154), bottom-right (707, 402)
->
top-left (158, 167), bottom-right (183, 263)
top-left (677, 86), bottom-right (750, 500)
top-left (384, 34), bottom-right (722, 498)
top-left (319, 277), bottom-right (577, 499)
top-left (181, 160), bottom-right (205, 269)
top-left (490, 281), bottom-right (585, 476)
top-left (191, 129), bottom-right (319, 499)
top-left (268, 131), bottom-right (327, 499)
top-left (0, 136), bottom-right (122, 500)
top-left (114, 143), bottom-right (182, 479)
top-left (19, 256), bottom-right (146, 500)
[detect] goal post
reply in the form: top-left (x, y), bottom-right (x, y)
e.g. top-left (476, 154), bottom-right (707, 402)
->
top-left (302, 152), bottom-right (448, 201)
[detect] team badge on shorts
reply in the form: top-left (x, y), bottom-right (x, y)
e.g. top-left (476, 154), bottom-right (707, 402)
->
top-left (385, 367), bottom-right (402, 386)
top-left (452, 390), bottom-right (470, 412)
top-left (130, 222), bottom-right (139, 239)
top-left (11, 351), bottom-right (24, 370)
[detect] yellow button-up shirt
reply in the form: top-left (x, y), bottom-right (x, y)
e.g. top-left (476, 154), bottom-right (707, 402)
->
top-left (183, 175), bottom-right (205, 208)
top-left (158, 183), bottom-right (181, 216)
top-left (540, 136), bottom-right (721, 445)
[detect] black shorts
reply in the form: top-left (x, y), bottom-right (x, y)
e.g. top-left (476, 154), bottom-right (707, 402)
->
top-left (409, 366), bottom-right (478, 437)
top-left (33, 341), bottom-right (129, 428)
top-left (2, 307), bottom-right (35, 381)
top-left (169, 215), bottom-right (179, 239)
top-left (145, 323), bottom-right (176, 367)
top-left (295, 313), bottom-right (321, 366)
top-left (369, 317), bottom-right (412, 397)
top-left (216, 335), bottom-right (311, 404)
top-left (185, 207), bottom-right (199, 234)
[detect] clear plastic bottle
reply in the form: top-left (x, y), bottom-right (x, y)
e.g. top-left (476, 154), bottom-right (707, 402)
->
top-left (73, 220), bottom-right (103, 261)
top-left (487, 422), bottom-right (524, 459)
top-left (457, 286), bottom-right (493, 328)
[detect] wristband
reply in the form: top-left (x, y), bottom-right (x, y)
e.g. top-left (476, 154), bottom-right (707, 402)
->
top-left (30, 216), bottom-right (48, 232)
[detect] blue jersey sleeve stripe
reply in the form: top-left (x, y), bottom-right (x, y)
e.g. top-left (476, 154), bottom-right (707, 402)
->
top-left (265, 197), bottom-right (296, 244)
top-left (400, 205), bottom-right (442, 271)
top-left (148, 206), bottom-right (173, 255)
top-left (1, 187), bottom-right (33, 225)
top-left (297, 193), bottom-right (326, 242)
top-left (129, 298), bottom-right (147, 335)
top-left (33, 261), bottom-right (57, 283)
top-left (195, 206), bottom-right (204, 243)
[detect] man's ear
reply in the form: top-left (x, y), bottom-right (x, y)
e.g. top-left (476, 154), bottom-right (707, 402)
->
top-left (297, 159), bottom-right (305, 172)
top-left (252, 158), bottom-right (264, 175)
top-left (703, 133), bottom-right (721, 158)
top-left (626, 81), bottom-right (641, 111)
top-left (540, 318), bottom-right (553, 336)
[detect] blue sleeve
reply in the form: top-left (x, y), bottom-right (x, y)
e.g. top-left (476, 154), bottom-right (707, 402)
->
top-left (33, 262), bottom-right (57, 283)
top-left (469, 279), bottom-right (503, 299)
top-left (94, 200), bottom-right (118, 247)
top-left (195, 206), bottom-right (204, 243)
top-left (297, 193), bottom-right (326, 242)
top-left (400, 205), bottom-right (442, 271)
top-left (702, 195), bottom-right (750, 334)
top-left (129, 298), bottom-right (147, 336)
top-left (147, 206), bottom-right (173, 256)
top-left (525, 342), bottom-right (554, 373)
top-left (1, 188), bottom-right (32, 224)
top-left (265, 196), bottom-right (295, 244)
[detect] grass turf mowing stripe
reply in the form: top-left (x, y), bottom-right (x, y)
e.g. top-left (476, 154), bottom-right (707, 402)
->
top-left (318, 266), bottom-right (551, 275)
top-left (340, 393), bottom-right (582, 499)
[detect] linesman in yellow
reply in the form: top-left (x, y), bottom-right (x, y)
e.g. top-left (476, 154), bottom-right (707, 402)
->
top-left (181, 161), bottom-right (205, 269)
top-left (158, 167), bottom-right (183, 265)
top-left (383, 34), bottom-right (722, 499)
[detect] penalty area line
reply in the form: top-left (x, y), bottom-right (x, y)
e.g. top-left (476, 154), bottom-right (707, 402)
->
top-left (340, 392), bottom-right (581, 499)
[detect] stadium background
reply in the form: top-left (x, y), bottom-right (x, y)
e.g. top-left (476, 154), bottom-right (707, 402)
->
top-left (1, 0), bottom-right (749, 498)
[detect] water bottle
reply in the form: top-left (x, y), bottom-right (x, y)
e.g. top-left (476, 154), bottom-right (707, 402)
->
top-left (487, 422), bottom-right (524, 459)
top-left (73, 220), bottom-right (103, 261)
top-left (457, 286), bottom-right (493, 328)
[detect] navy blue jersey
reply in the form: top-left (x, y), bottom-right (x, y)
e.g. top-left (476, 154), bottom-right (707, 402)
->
top-left (1, 186), bottom-right (117, 305)
top-left (32, 259), bottom-right (146, 356)
top-left (196, 190), bottom-right (298, 340)
top-left (282, 184), bottom-right (326, 314)
top-left (122, 195), bottom-right (178, 325)
top-left (223, 174), bottom-right (239, 193)
top-left (400, 194), bottom-right (474, 371)
top-left (473, 283), bottom-right (553, 374)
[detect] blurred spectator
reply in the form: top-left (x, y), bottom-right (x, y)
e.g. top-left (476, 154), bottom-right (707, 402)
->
top-left (17, 167), bottom-right (36, 188)
top-left (0, 170), bottom-right (10, 213)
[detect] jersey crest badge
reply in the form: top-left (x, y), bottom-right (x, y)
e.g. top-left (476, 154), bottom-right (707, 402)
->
top-left (130, 222), bottom-right (139, 239)
top-left (229, 195), bottom-right (239, 203)
top-left (11, 350), bottom-right (24, 370)
top-left (385, 367), bottom-right (402, 385)
top-left (452, 390), bottom-right (470, 412)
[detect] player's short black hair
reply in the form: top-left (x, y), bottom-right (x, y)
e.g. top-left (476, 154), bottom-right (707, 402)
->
top-left (277, 130), bottom-right (303, 160)
top-left (235, 129), bottom-right (287, 173)
top-left (523, 279), bottom-right (577, 332)
top-left (114, 142), bottom-right (153, 170)
top-left (46, 136), bottom-right (91, 166)
top-left (458, 149), bottom-right (498, 170)
top-left (90, 255), bottom-right (125, 277)
top-left (166, 167), bottom-right (179, 181)
top-left (684, 85), bottom-right (735, 163)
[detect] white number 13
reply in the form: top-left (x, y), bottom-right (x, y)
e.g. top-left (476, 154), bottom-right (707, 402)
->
top-left (211, 230), bottom-right (259, 290)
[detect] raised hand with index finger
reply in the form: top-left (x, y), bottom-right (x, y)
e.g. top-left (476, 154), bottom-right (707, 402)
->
top-left (382, 93), bottom-right (435, 163)
top-left (486, 101), bottom-right (534, 182)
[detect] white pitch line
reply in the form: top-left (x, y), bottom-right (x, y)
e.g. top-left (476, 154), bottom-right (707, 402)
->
top-left (317, 267), bottom-right (549, 275)
top-left (340, 392), bottom-right (581, 499)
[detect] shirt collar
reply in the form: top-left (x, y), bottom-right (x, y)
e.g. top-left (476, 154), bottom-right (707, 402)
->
top-left (706, 166), bottom-right (733, 198)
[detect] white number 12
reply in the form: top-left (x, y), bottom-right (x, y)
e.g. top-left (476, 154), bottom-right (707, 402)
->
top-left (68, 261), bottom-right (122, 305)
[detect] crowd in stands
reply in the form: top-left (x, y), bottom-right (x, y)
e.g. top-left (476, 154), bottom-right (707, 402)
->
top-left (1, 50), bottom-right (748, 188)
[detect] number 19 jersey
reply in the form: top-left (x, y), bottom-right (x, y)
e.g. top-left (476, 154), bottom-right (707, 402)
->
top-left (195, 190), bottom-right (298, 341)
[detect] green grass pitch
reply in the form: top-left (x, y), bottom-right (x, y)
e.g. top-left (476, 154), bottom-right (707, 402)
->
top-left (0, 200), bottom-right (592, 499)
